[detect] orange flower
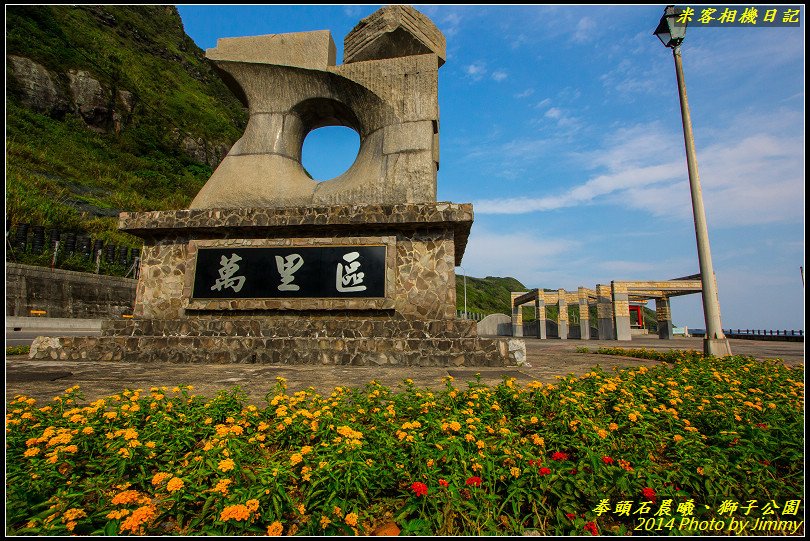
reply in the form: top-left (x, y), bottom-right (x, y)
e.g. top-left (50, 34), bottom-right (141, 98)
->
top-left (267, 521), bottom-right (283, 535)
top-left (151, 472), bottom-right (171, 486)
top-left (112, 490), bottom-right (144, 506)
top-left (166, 477), bottom-right (184, 492)
top-left (220, 504), bottom-right (251, 522)
top-left (120, 504), bottom-right (157, 534)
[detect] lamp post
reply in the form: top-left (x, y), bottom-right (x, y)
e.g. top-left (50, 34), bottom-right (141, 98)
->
top-left (654, 5), bottom-right (731, 357)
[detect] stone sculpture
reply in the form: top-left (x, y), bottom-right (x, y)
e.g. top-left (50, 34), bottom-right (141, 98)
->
top-left (31, 5), bottom-right (525, 367)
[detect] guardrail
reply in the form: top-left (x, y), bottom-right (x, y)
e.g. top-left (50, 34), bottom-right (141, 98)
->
top-left (691, 329), bottom-right (804, 342)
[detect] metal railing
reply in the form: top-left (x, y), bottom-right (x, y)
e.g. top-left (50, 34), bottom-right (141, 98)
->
top-left (6, 222), bottom-right (141, 279)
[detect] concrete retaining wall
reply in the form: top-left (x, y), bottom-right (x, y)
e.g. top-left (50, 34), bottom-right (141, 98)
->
top-left (5, 263), bottom-right (136, 319)
top-left (476, 313), bottom-right (512, 336)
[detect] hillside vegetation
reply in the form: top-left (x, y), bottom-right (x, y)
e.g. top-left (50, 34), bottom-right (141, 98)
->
top-left (6, 5), bottom-right (247, 247)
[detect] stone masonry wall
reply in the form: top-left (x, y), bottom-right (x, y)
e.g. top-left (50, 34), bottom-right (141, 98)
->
top-left (134, 230), bottom-right (456, 320)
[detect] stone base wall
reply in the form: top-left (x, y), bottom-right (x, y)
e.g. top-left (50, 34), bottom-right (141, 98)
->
top-left (101, 316), bottom-right (478, 339)
top-left (29, 336), bottom-right (525, 367)
top-left (31, 318), bottom-right (526, 367)
top-left (27, 204), bottom-right (528, 367)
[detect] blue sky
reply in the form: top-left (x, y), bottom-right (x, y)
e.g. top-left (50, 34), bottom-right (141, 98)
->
top-left (177, 5), bottom-right (804, 330)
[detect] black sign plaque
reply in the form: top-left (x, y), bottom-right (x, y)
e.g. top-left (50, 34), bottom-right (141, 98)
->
top-left (192, 245), bottom-right (386, 299)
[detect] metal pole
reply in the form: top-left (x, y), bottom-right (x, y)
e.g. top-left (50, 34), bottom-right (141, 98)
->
top-left (51, 241), bottom-right (60, 271)
top-left (672, 45), bottom-right (731, 357)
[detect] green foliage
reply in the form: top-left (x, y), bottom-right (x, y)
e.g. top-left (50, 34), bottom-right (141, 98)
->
top-left (6, 345), bottom-right (31, 356)
top-left (6, 5), bottom-right (247, 241)
top-left (6, 357), bottom-right (804, 535)
top-left (455, 275), bottom-right (527, 316)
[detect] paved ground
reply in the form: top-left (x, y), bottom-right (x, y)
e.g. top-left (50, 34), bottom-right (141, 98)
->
top-left (5, 336), bottom-right (803, 406)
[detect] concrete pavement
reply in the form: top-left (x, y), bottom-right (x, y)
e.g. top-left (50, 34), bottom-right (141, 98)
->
top-left (5, 336), bottom-right (803, 407)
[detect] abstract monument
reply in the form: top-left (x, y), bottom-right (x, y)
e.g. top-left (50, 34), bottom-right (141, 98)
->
top-left (31, 6), bottom-right (525, 367)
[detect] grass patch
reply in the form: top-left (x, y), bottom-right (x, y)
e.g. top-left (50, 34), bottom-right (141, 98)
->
top-left (5, 354), bottom-right (803, 535)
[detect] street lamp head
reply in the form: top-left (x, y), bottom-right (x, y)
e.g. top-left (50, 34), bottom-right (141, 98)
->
top-left (654, 5), bottom-right (687, 48)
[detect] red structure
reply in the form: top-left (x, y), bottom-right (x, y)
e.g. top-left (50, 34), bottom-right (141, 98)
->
top-left (629, 305), bottom-right (644, 328)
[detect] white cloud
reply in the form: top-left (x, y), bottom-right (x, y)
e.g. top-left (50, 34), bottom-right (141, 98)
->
top-left (538, 106), bottom-right (583, 132)
top-left (534, 97), bottom-right (551, 108)
top-left (491, 70), bottom-right (508, 82)
top-left (515, 88), bottom-right (535, 98)
top-left (600, 57), bottom-right (662, 98)
top-left (343, 6), bottom-right (362, 18)
top-left (460, 228), bottom-right (580, 287)
top-left (465, 62), bottom-right (486, 81)
top-left (572, 16), bottom-right (596, 43)
top-left (473, 114), bottom-right (804, 228)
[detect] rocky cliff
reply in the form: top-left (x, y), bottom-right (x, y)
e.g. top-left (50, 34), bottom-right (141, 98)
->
top-left (6, 5), bottom-right (248, 245)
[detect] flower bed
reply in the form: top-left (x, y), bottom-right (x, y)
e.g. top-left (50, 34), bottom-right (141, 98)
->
top-left (6, 352), bottom-right (804, 535)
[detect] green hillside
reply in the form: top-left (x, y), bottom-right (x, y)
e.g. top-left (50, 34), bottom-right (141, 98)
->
top-left (6, 5), bottom-right (247, 247)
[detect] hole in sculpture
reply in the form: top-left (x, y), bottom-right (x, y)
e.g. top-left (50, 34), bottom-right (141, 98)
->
top-left (301, 126), bottom-right (361, 181)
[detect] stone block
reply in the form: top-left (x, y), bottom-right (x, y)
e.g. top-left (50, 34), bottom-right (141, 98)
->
top-left (207, 30), bottom-right (336, 69)
top-left (344, 5), bottom-right (446, 66)
top-left (383, 121), bottom-right (433, 154)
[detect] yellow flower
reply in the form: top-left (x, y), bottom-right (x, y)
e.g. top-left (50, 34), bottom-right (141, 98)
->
top-left (597, 429), bottom-right (608, 439)
top-left (246, 499), bottom-right (260, 512)
top-left (320, 515), bottom-right (332, 529)
top-left (218, 458), bottom-right (235, 472)
top-left (345, 513), bottom-right (358, 527)
top-left (628, 413), bottom-right (638, 422)
top-left (267, 521), bottom-right (283, 536)
top-left (24, 447), bottom-right (41, 457)
top-left (63, 508), bottom-right (87, 522)
top-left (212, 478), bottom-right (232, 495)
top-left (290, 453), bottom-right (303, 466)
top-left (673, 434), bottom-right (684, 443)
top-left (510, 467), bottom-right (521, 478)
top-left (333, 505), bottom-right (343, 518)
top-left (106, 509), bottom-right (131, 520)
top-left (166, 477), bottom-right (184, 492)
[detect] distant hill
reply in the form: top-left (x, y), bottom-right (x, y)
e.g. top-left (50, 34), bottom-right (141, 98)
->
top-left (455, 275), bottom-right (660, 329)
top-left (6, 5), bottom-right (248, 246)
